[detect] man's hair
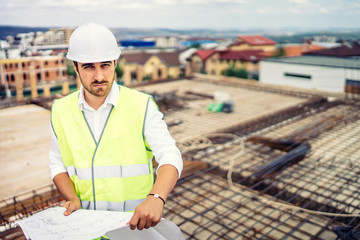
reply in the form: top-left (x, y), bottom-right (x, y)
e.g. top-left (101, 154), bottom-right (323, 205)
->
top-left (73, 61), bottom-right (78, 72)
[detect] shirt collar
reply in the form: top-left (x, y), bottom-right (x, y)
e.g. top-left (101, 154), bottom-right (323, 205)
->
top-left (78, 82), bottom-right (119, 111)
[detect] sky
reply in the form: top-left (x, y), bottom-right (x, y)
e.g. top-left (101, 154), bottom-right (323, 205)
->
top-left (1, 0), bottom-right (360, 30)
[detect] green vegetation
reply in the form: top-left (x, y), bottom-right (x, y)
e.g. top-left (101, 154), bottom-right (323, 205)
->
top-left (66, 64), bottom-right (76, 77)
top-left (115, 65), bottom-right (123, 78)
top-left (271, 47), bottom-right (285, 58)
top-left (222, 65), bottom-right (248, 79)
top-left (143, 75), bottom-right (152, 81)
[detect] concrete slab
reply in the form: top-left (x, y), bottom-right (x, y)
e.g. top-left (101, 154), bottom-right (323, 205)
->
top-left (0, 104), bottom-right (52, 199)
top-left (136, 79), bottom-right (307, 143)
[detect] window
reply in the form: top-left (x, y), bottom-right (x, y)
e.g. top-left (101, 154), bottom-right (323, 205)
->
top-left (11, 74), bottom-right (15, 82)
top-left (284, 73), bottom-right (311, 80)
top-left (4, 64), bottom-right (7, 70)
top-left (23, 73), bottom-right (27, 80)
top-left (45, 61), bottom-right (48, 65)
top-left (45, 71), bottom-right (49, 78)
top-left (22, 62), bottom-right (25, 68)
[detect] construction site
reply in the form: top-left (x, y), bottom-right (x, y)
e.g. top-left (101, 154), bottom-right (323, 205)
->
top-left (1, 74), bottom-right (360, 240)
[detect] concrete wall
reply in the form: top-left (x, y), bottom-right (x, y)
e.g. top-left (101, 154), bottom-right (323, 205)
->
top-left (259, 61), bottom-right (360, 93)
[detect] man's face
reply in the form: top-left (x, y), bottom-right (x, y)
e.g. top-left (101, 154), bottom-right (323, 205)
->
top-left (75, 61), bottom-right (116, 98)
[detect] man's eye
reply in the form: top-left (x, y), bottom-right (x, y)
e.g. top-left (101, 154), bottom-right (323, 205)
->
top-left (84, 65), bottom-right (93, 69)
top-left (102, 64), bottom-right (111, 68)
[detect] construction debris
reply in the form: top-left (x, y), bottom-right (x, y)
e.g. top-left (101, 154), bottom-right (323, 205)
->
top-left (146, 91), bottom-right (186, 112)
top-left (253, 142), bottom-right (311, 179)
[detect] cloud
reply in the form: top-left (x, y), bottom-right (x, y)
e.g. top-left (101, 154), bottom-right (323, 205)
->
top-left (257, 8), bottom-right (272, 14)
top-left (154, 0), bottom-right (177, 5)
top-left (182, 0), bottom-right (246, 4)
top-left (32, 0), bottom-right (152, 12)
top-left (289, 0), bottom-right (308, 4)
top-left (182, 0), bottom-right (208, 4)
top-left (290, 8), bottom-right (303, 14)
top-left (320, 7), bottom-right (329, 13)
top-left (3, 0), bottom-right (32, 9)
top-left (215, 0), bottom-right (247, 3)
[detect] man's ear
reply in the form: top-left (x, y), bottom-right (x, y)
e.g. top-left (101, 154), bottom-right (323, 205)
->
top-left (73, 62), bottom-right (79, 75)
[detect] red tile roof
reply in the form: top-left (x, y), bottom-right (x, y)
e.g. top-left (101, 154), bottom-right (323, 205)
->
top-left (219, 50), bottom-right (263, 61)
top-left (304, 43), bottom-right (360, 57)
top-left (195, 50), bottom-right (216, 61)
top-left (283, 44), bottom-right (325, 57)
top-left (238, 35), bottom-right (276, 46)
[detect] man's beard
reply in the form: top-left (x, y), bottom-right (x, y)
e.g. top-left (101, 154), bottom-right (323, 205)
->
top-left (80, 74), bottom-right (115, 97)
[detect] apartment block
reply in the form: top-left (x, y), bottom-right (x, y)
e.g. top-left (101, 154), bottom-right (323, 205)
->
top-left (0, 56), bottom-right (67, 87)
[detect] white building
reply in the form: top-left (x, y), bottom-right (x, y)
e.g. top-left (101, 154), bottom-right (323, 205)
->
top-left (260, 56), bottom-right (360, 93)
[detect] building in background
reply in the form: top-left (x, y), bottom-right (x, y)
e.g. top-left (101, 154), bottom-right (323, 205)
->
top-left (119, 50), bottom-right (183, 84)
top-left (304, 42), bottom-right (360, 58)
top-left (0, 56), bottom-right (67, 88)
top-left (229, 35), bottom-right (277, 54)
top-left (188, 49), bottom-right (263, 78)
top-left (280, 44), bottom-right (325, 57)
top-left (259, 56), bottom-right (360, 93)
top-left (120, 39), bottom-right (156, 48)
top-left (180, 37), bottom-right (217, 48)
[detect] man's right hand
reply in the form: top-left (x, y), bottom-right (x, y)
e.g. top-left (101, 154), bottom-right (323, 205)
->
top-left (61, 198), bottom-right (81, 216)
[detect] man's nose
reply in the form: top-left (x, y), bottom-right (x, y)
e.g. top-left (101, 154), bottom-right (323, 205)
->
top-left (94, 68), bottom-right (105, 81)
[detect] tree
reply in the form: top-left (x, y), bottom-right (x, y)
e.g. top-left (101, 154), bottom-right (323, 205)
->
top-left (115, 65), bottom-right (123, 78)
top-left (222, 65), bottom-right (248, 79)
top-left (66, 64), bottom-right (76, 77)
top-left (234, 68), bottom-right (248, 79)
top-left (272, 47), bottom-right (285, 58)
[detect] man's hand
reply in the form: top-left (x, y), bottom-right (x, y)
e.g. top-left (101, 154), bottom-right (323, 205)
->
top-left (61, 198), bottom-right (81, 216)
top-left (128, 196), bottom-right (164, 230)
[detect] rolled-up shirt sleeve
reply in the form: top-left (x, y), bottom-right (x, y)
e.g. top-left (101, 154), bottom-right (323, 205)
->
top-left (144, 100), bottom-right (183, 178)
top-left (49, 124), bottom-right (67, 180)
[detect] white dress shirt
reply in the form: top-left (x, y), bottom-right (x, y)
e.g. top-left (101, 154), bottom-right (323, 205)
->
top-left (49, 83), bottom-right (183, 179)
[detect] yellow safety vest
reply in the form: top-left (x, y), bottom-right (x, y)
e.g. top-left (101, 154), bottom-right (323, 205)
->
top-left (51, 85), bottom-right (154, 212)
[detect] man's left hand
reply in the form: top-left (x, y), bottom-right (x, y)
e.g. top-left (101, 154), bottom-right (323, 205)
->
top-left (127, 196), bottom-right (164, 230)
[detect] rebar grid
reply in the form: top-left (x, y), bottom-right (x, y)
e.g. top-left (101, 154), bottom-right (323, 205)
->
top-left (0, 185), bottom-right (63, 239)
top-left (1, 93), bottom-right (359, 240)
top-left (165, 171), bottom-right (339, 240)
top-left (166, 102), bottom-right (360, 239)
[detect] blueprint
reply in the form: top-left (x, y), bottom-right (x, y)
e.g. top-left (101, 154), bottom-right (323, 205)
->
top-left (17, 207), bottom-right (184, 240)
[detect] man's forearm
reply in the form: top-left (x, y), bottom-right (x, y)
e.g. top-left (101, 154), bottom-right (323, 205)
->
top-left (149, 164), bottom-right (179, 202)
top-left (53, 172), bottom-right (78, 201)
top-left (53, 172), bottom-right (81, 216)
top-left (128, 164), bottom-right (179, 230)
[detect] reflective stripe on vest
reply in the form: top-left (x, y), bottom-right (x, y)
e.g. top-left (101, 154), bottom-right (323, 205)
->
top-left (66, 159), bottom-right (152, 179)
top-left (81, 199), bottom-right (145, 212)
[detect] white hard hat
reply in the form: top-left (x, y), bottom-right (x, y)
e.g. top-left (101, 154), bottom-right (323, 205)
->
top-left (66, 22), bottom-right (121, 63)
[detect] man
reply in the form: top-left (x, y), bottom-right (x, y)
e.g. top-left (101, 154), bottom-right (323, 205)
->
top-left (49, 22), bottom-right (182, 232)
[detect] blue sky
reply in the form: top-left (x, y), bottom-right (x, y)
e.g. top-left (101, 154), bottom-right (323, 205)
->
top-left (1, 0), bottom-right (360, 30)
